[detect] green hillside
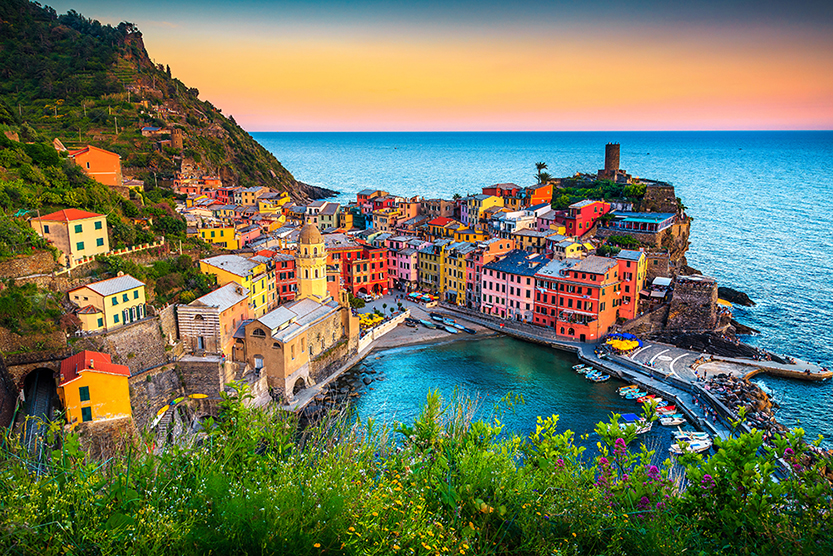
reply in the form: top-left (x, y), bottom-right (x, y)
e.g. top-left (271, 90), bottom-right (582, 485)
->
top-left (0, 0), bottom-right (324, 199)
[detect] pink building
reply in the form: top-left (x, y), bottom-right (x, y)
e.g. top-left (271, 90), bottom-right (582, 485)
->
top-left (386, 235), bottom-right (429, 290)
top-left (480, 249), bottom-right (547, 321)
top-left (464, 237), bottom-right (515, 310)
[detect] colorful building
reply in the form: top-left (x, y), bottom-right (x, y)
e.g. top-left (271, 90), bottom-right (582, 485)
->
top-left (68, 145), bottom-right (123, 186)
top-left (510, 228), bottom-right (563, 255)
top-left (418, 239), bottom-right (453, 293)
top-left (463, 194), bottom-right (504, 229)
top-left (200, 254), bottom-right (272, 317)
top-left (177, 283), bottom-right (251, 356)
top-left (295, 222), bottom-right (329, 301)
top-left (464, 237), bottom-right (515, 310)
top-left (199, 226), bottom-right (240, 249)
top-left (615, 250), bottom-right (647, 320)
top-left (31, 208), bottom-right (110, 267)
top-left (68, 274), bottom-right (146, 332)
top-left (555, 200), bottom-right (611, 237)
top-left (58, 351), bottom-right (131, 425)
top-left (442, 242), bottom-right (476, 306)
top-left (480, 250), bottom-right (547, 321)
top-left (533, 256), bottom-right (622, 342)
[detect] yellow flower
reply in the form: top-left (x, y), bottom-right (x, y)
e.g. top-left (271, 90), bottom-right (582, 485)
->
top-left (348, 527), bottom-right (355, 532)
top-left (393, 545), bottom-right (400, 550)
top-left (372, 512), bottom-right (378, 517)
top-left (572, 532), bottom-right (577, 537)
top-left (313, 543), bottom-right (321, 548)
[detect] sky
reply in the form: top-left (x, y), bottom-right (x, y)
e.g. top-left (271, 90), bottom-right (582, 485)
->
top-left (47, 0), bottom-right (833, 131)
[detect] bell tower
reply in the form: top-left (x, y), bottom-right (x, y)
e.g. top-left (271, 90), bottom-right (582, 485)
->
top-left (296, 220), bottom-right (328, 301)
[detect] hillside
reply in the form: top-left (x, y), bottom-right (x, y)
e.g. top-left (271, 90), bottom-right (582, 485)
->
top-left (0, 0), bottom-right (332, 201)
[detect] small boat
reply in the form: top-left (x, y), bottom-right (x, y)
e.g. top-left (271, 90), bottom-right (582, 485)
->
top-left (621, 413), bottom-right (652, 434)
top-left (444, 325), bottom-right (459, 334)
top-left (576, 367), bottom-right (590, 374)
top-left (670, 440), bottom-right (711, 455)
top-left (636, 394), bottom-right (656, 403)
top-left (573, 364), bottom-right (587, 370)
top-left (660, 416), bottom-right (686, 426)
top-left (624, 391), bottom-right (647, 400)
top-left (454, 324), bottom-right (476, 334)
top-left (429, 312), bottom-right (445, 322)
top-left (618, 385), bottom-right (639, 392)
top-left (590, 374), bottom-right (610, 383)
top-left (656, 405), bottom-right (677, 415)
top-left (419, 320), bottom-right (438, 329)
top-left (404, 320), bottom-right (416, 328)
top-left (674, 428), bottom-right (711, 441)
top-left (442, 317), bottom-right (456, 325)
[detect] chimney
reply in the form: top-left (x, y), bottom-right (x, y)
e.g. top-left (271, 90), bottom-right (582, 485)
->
top-left (89, 358), bottom-right (94, 369)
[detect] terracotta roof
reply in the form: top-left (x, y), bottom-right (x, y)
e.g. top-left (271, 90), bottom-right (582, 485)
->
top-left (38, 208), bottom-right (104, 222)
top-left (60, 350), bottom-right (130, 385)
top-left (67, 145), bottom-right (120, 158)
top-left (428, 217), bottom-right (453, 226)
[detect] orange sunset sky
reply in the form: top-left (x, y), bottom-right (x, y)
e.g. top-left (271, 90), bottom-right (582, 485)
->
top-left (48, 0), bottom-right (833, 131)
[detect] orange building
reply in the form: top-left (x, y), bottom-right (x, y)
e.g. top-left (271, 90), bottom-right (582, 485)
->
top-left (58, 351), bottom-right (132, 425)
top-left (68, 145), bottom-right (123, 186)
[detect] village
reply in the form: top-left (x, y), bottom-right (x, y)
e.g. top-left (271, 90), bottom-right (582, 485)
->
top-left (7, 139), bottom-right (824, 455)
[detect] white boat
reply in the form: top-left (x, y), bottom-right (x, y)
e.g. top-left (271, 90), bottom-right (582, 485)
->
top-left (590, 374), bottom-right (610, 383)
top-left (572, 364), bottom-right (586, 370)
top-left (444, 325), bottom-right (459, 334)
top-left (674, 431), bottom-right (711, 442)
top-left (660, 416), bottom-right (686, 426)
top-left (670, 440), bottom-right (712, 455)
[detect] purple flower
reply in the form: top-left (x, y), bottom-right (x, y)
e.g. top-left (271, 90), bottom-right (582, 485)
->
top-left (599, 457), bottom-right (609, 466)
top-left (615, 438), bottom-right (626, 448)
top-left (556, 458), bottom-right (565, 468)
top-left (784, 447), bottom-right (794, 456)
top-left (648, 465), bottom-right (659, 476)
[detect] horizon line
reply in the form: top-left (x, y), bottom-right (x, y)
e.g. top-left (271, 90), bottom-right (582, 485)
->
top-left (247, 129), bottom-right (833, 133)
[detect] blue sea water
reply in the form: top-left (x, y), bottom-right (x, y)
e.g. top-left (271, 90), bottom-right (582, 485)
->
top-left (254, 131), bottom-right (833, 441)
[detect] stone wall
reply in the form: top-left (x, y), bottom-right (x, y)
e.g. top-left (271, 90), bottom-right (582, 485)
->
top-left (0, 328), bottom-right (67, 354)
top-left (309, 338), bottom-right (354, 384)
top-left (0, 356), bottom-right (18, 427)
top-left (0, 251), bottom-right (57, 279)
top-left (619, 304), bottom-right (670, 337)
top-left (640, 184), bottom-right (678, 213)
top-left (74, 416), bottom-right (138, 459)
top-left (128, 364), bottom-right (184, 430)
top-left (645, 252), bottom-right (671, 281)
top-left (666, 275), bottom-right (718, 333)
top-left (73, 317), bottom-right (168, 375)
top-left (156, 304), bottom-right (179, 345)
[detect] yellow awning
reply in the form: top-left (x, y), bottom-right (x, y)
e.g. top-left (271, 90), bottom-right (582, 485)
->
top-left (716, 299), bottom-right (733, 307)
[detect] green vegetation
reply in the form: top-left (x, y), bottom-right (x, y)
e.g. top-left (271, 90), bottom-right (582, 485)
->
top-left (0, 212), bottom-right (56, 262)
top-left (0, 281), bottom-right (70, 335)
top-left (0, 0), bottom-right (300, 192)
top-left (1, 389), bottom-right (830, 555)
top-left (605, 235), bottom-right (643, 249)
top-left (552, 178), bottom-right (647, 210)
top-left (348, 292), bottom-right (366, 309)
top-left (96, 253), bottom-right (215, 305)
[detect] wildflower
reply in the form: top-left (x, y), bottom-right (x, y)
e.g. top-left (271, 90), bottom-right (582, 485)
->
top-left (556, 458), bottom-right (565, 468)
top-left (599, 457), bottom-right (609, 466)
top-left (615, 438), bottom-right (626, 448)
top-left (784, 447), bottom-right (795, 456)
top-left (314, 543), bottom-right (321, 548)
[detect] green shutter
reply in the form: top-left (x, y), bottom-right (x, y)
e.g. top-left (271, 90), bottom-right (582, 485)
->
top-left (81, 407), bottom-right (92, 422)
top-left (79, 386), bottom-right (90, 402)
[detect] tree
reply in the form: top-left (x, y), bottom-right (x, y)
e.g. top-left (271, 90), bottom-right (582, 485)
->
top-left (452, 193), bottom-right (461, 200)
top-left (535, 162), bottom-right (550, 184)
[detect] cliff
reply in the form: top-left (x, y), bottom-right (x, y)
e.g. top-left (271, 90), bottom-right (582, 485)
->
top-left (0, 0), bottom-right (333, 201)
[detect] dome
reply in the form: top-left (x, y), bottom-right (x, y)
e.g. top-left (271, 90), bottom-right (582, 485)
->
top-left (299, 220), bottom-right (323, 245)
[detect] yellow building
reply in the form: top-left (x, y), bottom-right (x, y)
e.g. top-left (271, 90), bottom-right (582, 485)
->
top-left (454, 228), bottom-right (489, 243)
top-left (442, 242), bottom-right (475, 306)
top-left (200, 254), bottom-right (272, 317)
top-left (296, 221), bottom-right (328, 301)
top-left (199, 226), bottom-right (240, 249)
top-left (418, 239), bottom-right (453, 293)
top-left (466, 194), bottom-right (504, 229)
top-left (372, 207), bottom-right (400, 233)
top-left (258, 191), bottom-right (291, 215)
top-left (186, 194), bottom-right (209, 208)
top-left (58, 351), bottom-right (132, 425)
top-left (68, 274), bottom-right (147, 332)
top-left (31, 208), bottom-right (110, 267)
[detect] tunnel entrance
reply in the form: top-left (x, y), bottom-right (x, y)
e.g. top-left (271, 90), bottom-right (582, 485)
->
top-left (20, 368), bottom-right (58, 462)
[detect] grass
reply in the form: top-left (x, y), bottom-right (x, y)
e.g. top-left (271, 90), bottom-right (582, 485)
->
top-left (0, 387), bottom-right (830, 555)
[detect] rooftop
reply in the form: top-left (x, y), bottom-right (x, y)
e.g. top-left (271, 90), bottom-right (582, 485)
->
top-left (613, 212), bottom-right (676, 223)
top-left (484, 249), bottom-right (547, 276)
top-left (71, 274), bottom-right (144, 297)
top-left (60, 351), bottom-right (130, 385)
top-left (38, 208), bottom-right (104, 222)
top-left (201, 255), bottom-right (261, 277)
top-left (617, 249), bottom-right (645, 261)
top-left (573, 256), bottom-right (618, 275)
top-left (191, 283), bottom-right (249, 312)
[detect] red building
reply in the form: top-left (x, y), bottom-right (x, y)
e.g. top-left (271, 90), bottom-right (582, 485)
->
top-left (533, 256), bottom-right (621, 342)
top-left (257, 250), bottom-right (297, 303)
top-left (482, 183), bottom-right (521, 198)
top-left (325, 235), bottom-right (389, 296)
top-left (524, 183), bottom-right (553, 206)
top-left (555, 200), bottom-right (611, 237)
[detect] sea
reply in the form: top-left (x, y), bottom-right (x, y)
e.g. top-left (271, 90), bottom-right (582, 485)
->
top-left (254, 131), bottom-right (833, 444)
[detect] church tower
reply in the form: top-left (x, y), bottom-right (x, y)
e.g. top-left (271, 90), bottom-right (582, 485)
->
top-left (296, 220), bottom-right (328, 301)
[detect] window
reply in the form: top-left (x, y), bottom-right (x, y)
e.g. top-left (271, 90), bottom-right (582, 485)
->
top-left (253, 328), bottom-right (266, 337)
top-left (122, 293), bottom-right (129, 302)
top-left (112, 297), bottom-right (119, 306)
top-left (97, 318), bottom-right (103, 327)
top-left (76, 241), bottom-right (85, 251)
top-left (96, 238), bottom-right (104, 247)
top-left (81, 407), bottom-right (92, 422)
top-left (95, 221), bottom-right (103, 230)
top-left (43, 225), bottom-right (50, 234)
top-left (74, 224), bottom-right (82, 233)
top-left (79, 386), bottom-right (90, 402)
top-left (113, 313), bottom-right (120, 323)
top-left (134, 290), bottom-right (139, 299)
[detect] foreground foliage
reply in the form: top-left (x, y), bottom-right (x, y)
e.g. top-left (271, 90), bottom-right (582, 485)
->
top-left (0, 389), bottom-right (831, 555)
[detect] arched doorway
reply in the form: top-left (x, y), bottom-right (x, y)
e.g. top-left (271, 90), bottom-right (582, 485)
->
top-left (292, 378), bottom-right (307, 396)
top-left (372, 284), bottom-right (382, 294)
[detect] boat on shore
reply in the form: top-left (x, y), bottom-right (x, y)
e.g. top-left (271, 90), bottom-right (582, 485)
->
top-left (660, 415), bottom-right (686, 426)
top-left (573, 363), bottom-right (586, 370)
top-left (444, 325), bottom-right (459, 334)
top-left (589, 373), bottom-right (610, 383)
top-left (624, 390), bottom-right (647, 399)
top-left (452, 323), bottom-right (476, 334)
top-left (656, 405), bottom-right (677, 415)
top-left (419, 319), bottom-right (438, 329)
top-left (670, 439), bottom-right (711, 455)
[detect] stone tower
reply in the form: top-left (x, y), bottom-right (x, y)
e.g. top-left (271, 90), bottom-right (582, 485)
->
top-left (604, 143), bottom-right (620, 173)
top-left (296, 220), bottom-right (328, 301)
top-left (171, 128), bottom-right (184, 150)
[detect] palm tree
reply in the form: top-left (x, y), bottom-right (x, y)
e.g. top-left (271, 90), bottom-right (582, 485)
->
top-left (535, 162), bottom-right (549, 184)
